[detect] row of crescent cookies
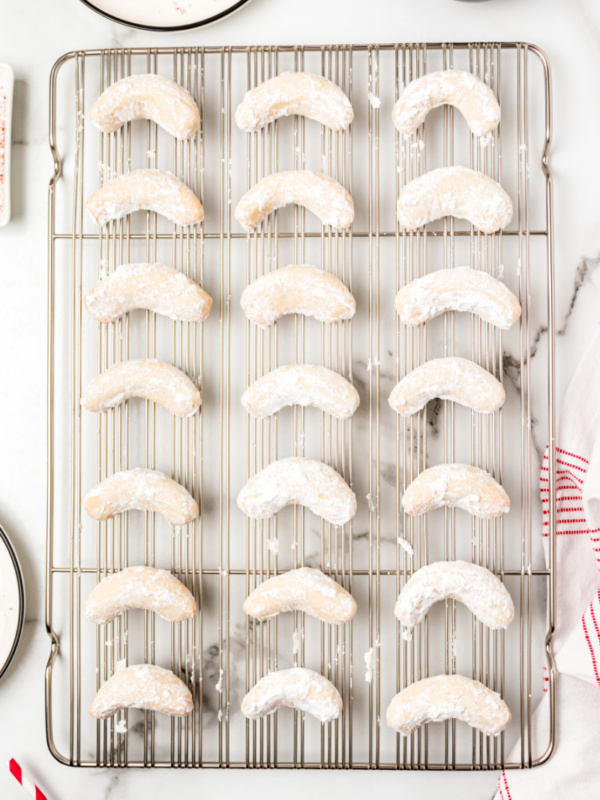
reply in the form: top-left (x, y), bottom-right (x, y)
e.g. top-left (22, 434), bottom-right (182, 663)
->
top-left (80, 76), bottom-right (208, 724)
top-left (78, 69), bottom-right (515, 736)
top-left (389, 68), bottom-right (522, 737)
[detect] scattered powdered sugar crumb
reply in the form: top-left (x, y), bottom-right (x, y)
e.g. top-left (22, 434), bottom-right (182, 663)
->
top-left (367, 92), bottom-right (382, 108)
top-left (397, 536), bottom-right (413, 557)
top-left (402, 628), bottom-right (413, 641)
top-left (266, 538), bottom-right (279, 555)
top-left (366, 493), bottom-right (375, 513)
top-left (498, 263), bottom-right (505, 279)
top-left (221, 570), bottom-right (228, 578)
top-left (217, 709), bottom-right (223, 722)
top-left (97, 161), bottom-right (115, 181)
top-left (116, 659), bottom-right (126, 672)
top-left (364, 648), bottom-right (374, 683)
top-left (115, 719), bottom-right (127, 734)
top-left (292, 630), bottom-right (299, 656)
top-left (215, 669), bottom-right (223, 693)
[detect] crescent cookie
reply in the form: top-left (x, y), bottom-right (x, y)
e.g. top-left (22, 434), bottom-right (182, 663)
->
top-left (394, 560), bottom-right (514, 630)
top-left (388, 357), bottom-right (505, 416)
top-left (90, 74), bottom-right (200, 139)
top-left (393, 70), bottom-right (501, 137)
top-left (402, 463), bottom-right (510, 519)
top-left (386, 674), bottom-right (511, 737)
top-left (84, 468), bottom-right (199, 526)
top-left (243, 567), bottom-right (357, 624)
top-left (241, 364), bottom-right (359, 419)
top-left (83, 566), bottom-right (197, 624)
top-left (397, 166), bottom-right (513, 234)
top-left (241, 668), bottom-right (342, 723)
top-left (237, 457), bottom-right (357, 526)
top-left (81, 358), bottom-right (201, 418)
top-left (235, 72), bottom-right (353, 132)
top-left (90, 664), bottom-right (193, 718)
top-left (395, 267), bottom-right (521, 330)
top-left (86, 169), bottom-right (204, 227)
top-left (84, 263), bottom-right (212, 324)
top-left (241, 265), bottom-right (356, 326)
top-left (235, 171), bottom-right (354, 231)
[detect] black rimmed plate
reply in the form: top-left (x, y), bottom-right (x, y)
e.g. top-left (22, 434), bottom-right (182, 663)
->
top-left (0, 524), bottom-right (25, 680)
top-left (77, 0), bottom-right (254, 32)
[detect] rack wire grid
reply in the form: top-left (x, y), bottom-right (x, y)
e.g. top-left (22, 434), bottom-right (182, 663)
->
top-left (46, 42), bottom-right (556, 770)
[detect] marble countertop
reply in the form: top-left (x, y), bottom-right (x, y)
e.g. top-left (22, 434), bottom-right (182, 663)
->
top-left (1, 0), bottom-right (600, 797)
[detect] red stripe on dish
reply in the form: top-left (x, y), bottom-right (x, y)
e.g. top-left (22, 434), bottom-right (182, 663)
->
top-left (8, 759), bottom-right (22, 785)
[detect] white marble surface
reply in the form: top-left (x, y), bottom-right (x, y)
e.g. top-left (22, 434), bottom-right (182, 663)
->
top-left (1, 0), bottom-right (600, 797)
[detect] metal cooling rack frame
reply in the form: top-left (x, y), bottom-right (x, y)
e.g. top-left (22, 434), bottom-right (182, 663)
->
top-left (46, 42), bottom-right (556, 770)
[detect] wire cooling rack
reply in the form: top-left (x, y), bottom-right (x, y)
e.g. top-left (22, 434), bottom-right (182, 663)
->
top-left (46, 42), bottom-right (556, 769)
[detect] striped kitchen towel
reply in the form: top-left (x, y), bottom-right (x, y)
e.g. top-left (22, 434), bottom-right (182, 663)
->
top-left (494, 326), bottom-right (600, 800)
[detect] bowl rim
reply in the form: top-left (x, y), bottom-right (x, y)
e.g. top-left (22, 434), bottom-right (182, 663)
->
top-left (77, 0), bottom-right (254, 32)
top-left (0, 523), bottom-right (25, 681)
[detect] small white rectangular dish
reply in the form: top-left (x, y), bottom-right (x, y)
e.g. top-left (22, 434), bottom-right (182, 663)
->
top-left (0, 63), bottom-right (14, 228)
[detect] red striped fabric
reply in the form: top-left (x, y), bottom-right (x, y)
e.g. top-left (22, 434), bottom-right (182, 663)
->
top-left (497, 769), bottom-right (513, 799)
top-left (582, 591), bottom-right (600, 687)
top-left (540, 445), bottom-right (600, 566)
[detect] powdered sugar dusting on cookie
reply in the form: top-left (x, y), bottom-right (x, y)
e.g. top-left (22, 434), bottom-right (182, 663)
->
top-left (237, 457), bottom-right (357, 526)
top-left (241, 265), bottom-right (356, 326)
top-left (395, 266), bottom-right (521, 329)
top-left (393, 70), bottom-right (500, 137)
top-left (395, 560), bottom-right (514, 630)
top-left (235, 72), bottom-right (353, 132)
top-left (241, 668), bottom-right (342, 723)
top-left (397, 166), bottom-right (512, 234)
top-left (242, 364), bottom-right (359, 419)
top-left (243, 567), bottom-right (357, 624)
top-left (389, 357), bottom-right (505, 417)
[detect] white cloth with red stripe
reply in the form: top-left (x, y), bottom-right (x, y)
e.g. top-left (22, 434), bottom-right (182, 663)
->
top-left (494, 327), bottom-right (600, 800)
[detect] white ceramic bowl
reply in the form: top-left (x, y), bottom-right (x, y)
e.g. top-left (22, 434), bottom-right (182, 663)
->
top-left (77, 0), bottom-right (254, 32)
top-left (0, 524), bottom-right (24, 680)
